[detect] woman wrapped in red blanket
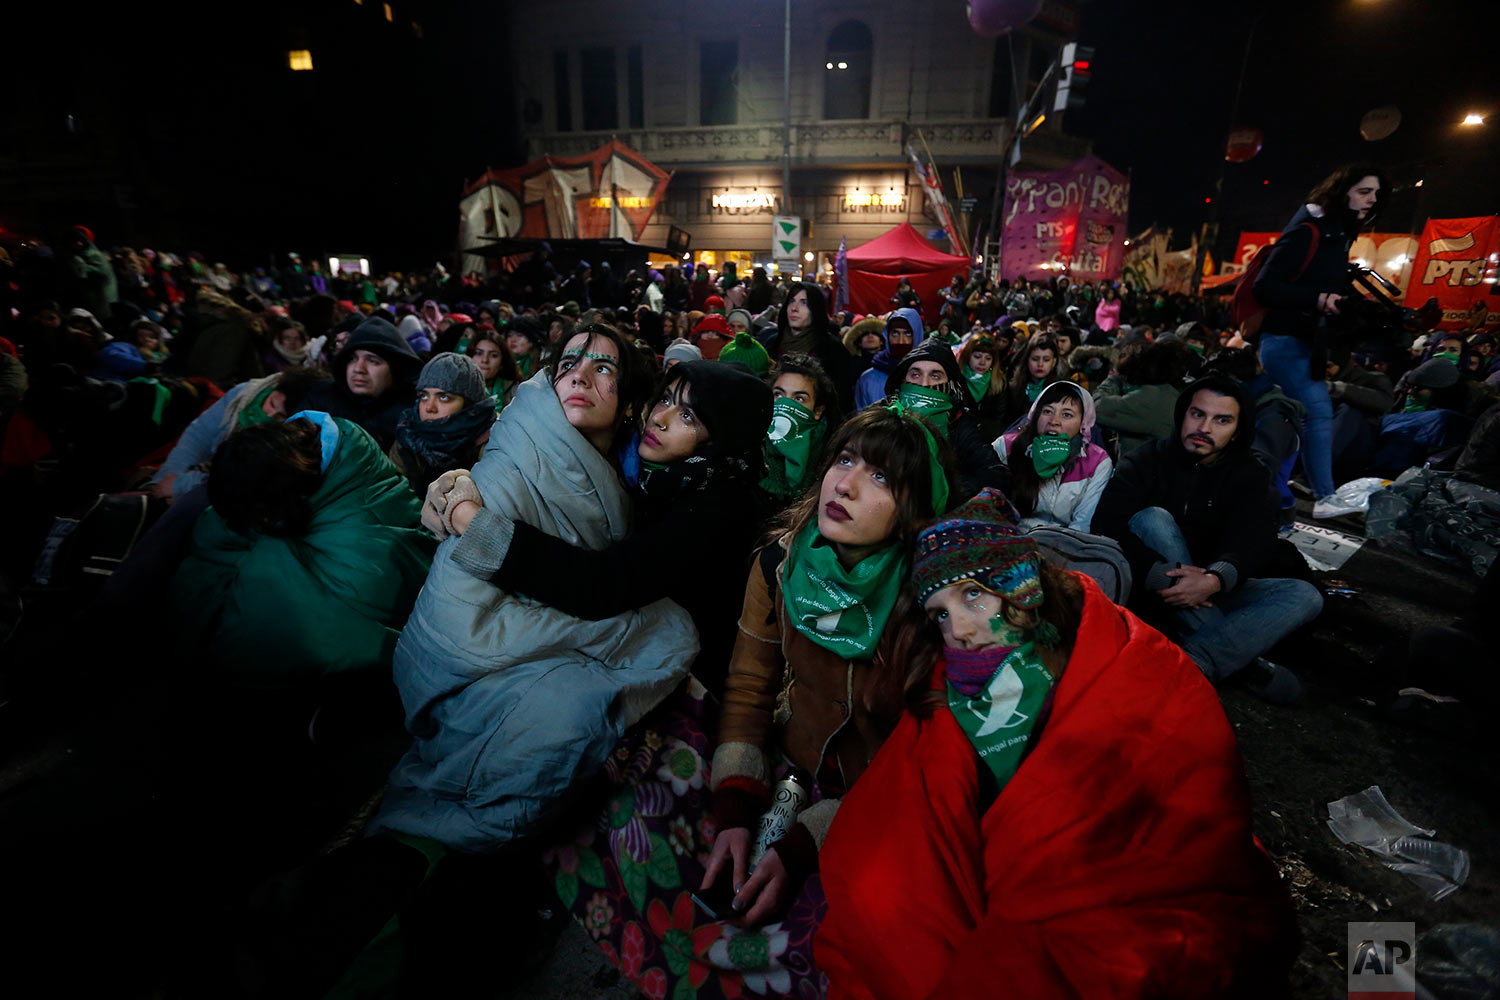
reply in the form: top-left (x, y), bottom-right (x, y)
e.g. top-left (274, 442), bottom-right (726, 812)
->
top-left (816, 488), bottom-right (1296, 999)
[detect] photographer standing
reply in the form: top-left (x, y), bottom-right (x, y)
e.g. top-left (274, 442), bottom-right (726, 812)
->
top-left (1254, 164), bottom-right (1388, 518)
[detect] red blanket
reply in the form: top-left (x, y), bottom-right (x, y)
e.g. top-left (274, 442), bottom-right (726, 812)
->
top-left (816, 574), bottom-right (1295, 999)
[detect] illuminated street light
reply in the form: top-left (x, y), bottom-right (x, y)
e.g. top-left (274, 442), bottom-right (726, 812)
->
top-left (804, 251), bottom-right (815, 262)
top-left (825, 62), bottom-right (833, 70)
top-left (1461, 113), bottom-right (1485, 126)
top-left (836, 61), bottom-right (848, 70)
top-left (976, 255), bottom-right (984, 263)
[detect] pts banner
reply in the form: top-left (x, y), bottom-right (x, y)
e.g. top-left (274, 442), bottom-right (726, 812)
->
top-left (1001, 155), bottom-right (1129, 282)
top-left (1404, 216), bottom-right (1500, 331)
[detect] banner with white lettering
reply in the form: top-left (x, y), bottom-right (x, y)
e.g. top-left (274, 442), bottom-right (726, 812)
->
top-left (1000, 155), bottom-right (1130, 282)
top-left (1403, 216), bottom-right (1500, 331)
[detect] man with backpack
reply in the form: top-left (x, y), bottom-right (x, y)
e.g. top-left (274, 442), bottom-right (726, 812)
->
top-left (1091, 376), bottom-right (1324, 704)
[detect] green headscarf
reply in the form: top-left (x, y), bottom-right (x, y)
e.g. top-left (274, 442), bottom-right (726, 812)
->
top-left (760, 396), bottom-right (826, 499)
top-left (238, 382), bottom-right (280, 429)
top-left (781, 524), bottom-right (908, 660)
top-left (963, 366), bottom-right (991, 402)
top-left (1028, 433), bottom-right (1072, 479)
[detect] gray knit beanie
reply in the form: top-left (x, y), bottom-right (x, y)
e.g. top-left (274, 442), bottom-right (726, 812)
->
top-left (417, 352), bottom-right (488, 402)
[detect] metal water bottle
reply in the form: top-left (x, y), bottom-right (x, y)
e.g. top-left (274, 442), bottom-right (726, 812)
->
top-left (749, 767), bottom-right (812, 869)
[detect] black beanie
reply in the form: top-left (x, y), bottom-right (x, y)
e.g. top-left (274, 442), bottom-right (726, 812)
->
top-left (885, 336), bottom-right (964, 398)
top-left (665, 360), bottom-right (773, 458)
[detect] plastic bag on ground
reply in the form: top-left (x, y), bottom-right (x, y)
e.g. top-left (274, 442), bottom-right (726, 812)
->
top-left (1326, 786), bottom-right (1469, 901)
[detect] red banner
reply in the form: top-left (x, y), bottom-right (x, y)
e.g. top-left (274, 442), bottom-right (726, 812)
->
top-left (1227, 232), bottom-right (1281, 273)
top-left (1000, 155), bottom-right (1130, 282)
top-left (1403, 216), bottom-right (1500, 330)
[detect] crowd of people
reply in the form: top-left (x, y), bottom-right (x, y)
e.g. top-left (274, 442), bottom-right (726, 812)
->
top-left (2, 159), bottom-right (1497, 997)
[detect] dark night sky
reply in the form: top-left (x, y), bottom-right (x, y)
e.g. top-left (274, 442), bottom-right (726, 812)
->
top-left (1069, 0), bottom-right (1497, 250)
top-left (7, 0), bottom-right (1493, 267)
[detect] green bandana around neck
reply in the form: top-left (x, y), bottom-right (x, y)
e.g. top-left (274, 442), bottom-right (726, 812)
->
top-left (1025, 378), bottom-right (1046, 402)
top-left (1029, 433), bottom-right (1073, 479)
top-left (238, 382), bottom-right (280, 429)
top-left (896, 383), bottom-right (954, 438)
top-left (947, 640), bottom-right (1053, 792)
top-left (781, 525), bottom-right (908, 660)
top-left (964, 366), bottom-right (991, 402)
top-left (761, 397), bottom-right (826, 498)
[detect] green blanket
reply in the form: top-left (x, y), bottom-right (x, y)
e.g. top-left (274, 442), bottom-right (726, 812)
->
top-left (173, 417), bottom-right (435, 687)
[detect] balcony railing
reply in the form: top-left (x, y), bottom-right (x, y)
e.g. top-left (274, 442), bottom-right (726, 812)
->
top-left (524, 119), bottom-right (1032, 167)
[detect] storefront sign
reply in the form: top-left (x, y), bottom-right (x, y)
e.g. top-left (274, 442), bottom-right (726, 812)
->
top-left (711, 192), bottom-right (777, 213)
top-left (842, 191), bottom-right (906, 212)
top-left (589, 196), bottom-right (654, 208)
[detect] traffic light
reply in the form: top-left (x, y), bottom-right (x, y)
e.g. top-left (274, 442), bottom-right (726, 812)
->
top-left (1053, 42), bottom-right (1095, 112)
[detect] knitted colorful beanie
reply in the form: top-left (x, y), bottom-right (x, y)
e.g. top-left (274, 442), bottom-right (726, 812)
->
top-left (912, 487), bottom-right (1043, 609)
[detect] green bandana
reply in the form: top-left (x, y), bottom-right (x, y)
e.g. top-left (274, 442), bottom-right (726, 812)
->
top-left (1024, 378), bottom-right (1046, 402)
top-left (964, 366), bottom-right (991, 402)
top-left (895, 383), bottom-right (954, 438)
top-left (884, 394), bottom-right (951, 514)
top-left (760, 397), bottom-right (826, 499)
top-left (1029, 433), bottom-right (1073, 480)
top-left (128, 377), bottom-right (171, 425)
top-left (781, 525), bottom-right (908, 660)
top-left (1187, 342), bottom-right (1206, 357)
top-left (947, 640), bottom-right (1054, 791)
top-left (238, 382), bottom-right (280, 429)
top-left (1403, 394), bottom-right (1430, 413)
top-left (1436, 351), bottom-right (1461, 366)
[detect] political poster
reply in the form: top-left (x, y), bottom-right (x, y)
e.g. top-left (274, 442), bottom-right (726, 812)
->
top-left (1403, 216), bottom-right (1500, 331)
top-left (1000, 155), bottom-right (1129, 282)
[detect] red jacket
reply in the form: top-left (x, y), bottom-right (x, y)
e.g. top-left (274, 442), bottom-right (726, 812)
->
top-left (816, 574), bottom-right (1295, 1000)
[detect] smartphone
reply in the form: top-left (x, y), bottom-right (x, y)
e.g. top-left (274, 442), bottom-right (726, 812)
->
top-left (690, 880), bottom-right (739, 921)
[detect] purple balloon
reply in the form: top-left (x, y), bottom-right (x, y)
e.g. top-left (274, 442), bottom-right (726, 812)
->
top-left (967, 0), bottom-right (1045, 36)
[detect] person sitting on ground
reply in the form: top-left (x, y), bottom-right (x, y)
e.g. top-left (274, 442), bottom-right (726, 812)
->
top-left (389, 353), bottom-right (497, 497)
top-left (854, 308), bottom-right (922, 411)
top-left (185, 287), bottom-right (268, 389)
top-left (881, 337), bottom-right (1009, 502)
top-left (1090, 375), bottom-right (1324, 704)
top-left (764, 281), bottom-right (856, 410)
top-left (263, 317), bottom-right (309, 374)
top-left (691, 313), bottom-right (735, 361)
top-left (173, 412), bottom-right (435, 687)
top-left (1327, 346), bottom-right (1397, 483)
top-left (505, 315), bottom-right (548, 379)
top-left (1065, 342), bottom-right (1112, 394)
top-left (816, 488), bottom-right (1297, 1000)
top-left (1371, 356), bottom-right (1490, 477)
top-left (995, 381), bottom-right (1113, 532)
top-left (370, 323), bottom-right (698, 852)
top-left (465, 327), bottom-right (522, 407)
top-left (842, 315), bottom-right (886, 379)
top-left (301, 316), bottom-right (422, 451)
top-left (717, 331), bottom-right (771, 377)
top-left (1092, 339), bottom-right (1197, 455)
top-left (762, 353), bottom-right (843, 506)
top-left (93, 319), bottom-right (159, 382)
top-left (958, 333), bottom-right (1008, 440)
top-left (1205, 347), bottom-right (1307, 516)
top-left (999, 335), bottom-right (1063, 428)
top-left (662, 338), bottom-right (701, 371)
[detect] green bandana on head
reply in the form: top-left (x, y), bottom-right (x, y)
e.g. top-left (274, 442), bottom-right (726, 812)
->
top-left (760, 397), bottom-right (826, 498)
top-left (883, 395), bottom-right (951, 515)
top-left (781, 525), bottom-right (908, 660)
top-left (1028, 433), bottom-right (1073, 480)
top-left (238, 382), bottom-right (280, 429)
top-left (964, 366), bottom-right (991, 402)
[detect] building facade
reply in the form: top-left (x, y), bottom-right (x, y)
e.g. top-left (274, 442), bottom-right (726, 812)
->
top-left (498, 0), bottom-right (1088, 275)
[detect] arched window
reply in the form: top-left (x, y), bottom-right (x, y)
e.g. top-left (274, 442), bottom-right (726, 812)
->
top-left (823, 20), bottom-right (872, 120)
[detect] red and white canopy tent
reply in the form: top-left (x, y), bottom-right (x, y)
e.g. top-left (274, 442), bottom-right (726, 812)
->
top-left (843, 222), bottom-right (971, 326)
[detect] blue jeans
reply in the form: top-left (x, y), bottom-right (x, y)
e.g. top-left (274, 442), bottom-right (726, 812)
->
top-left (1259, 334), bottom-right (1335, 497)
top-left (1128, 507), bottom-right (1323, 681)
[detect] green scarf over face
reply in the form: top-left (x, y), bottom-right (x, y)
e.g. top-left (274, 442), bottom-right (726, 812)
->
top-left (238, 382), bottom-right (279, 429)
top-left (947, 639), bottom-right (1053, 791)
top-left (1435, 351), bottom-right (1461, 366)
top-left (1403, 392), bottom-right (1430, 413)
top-left (896, 383), bottom-right (954, 437)
top-left (1029, 433), bottom-right (1073, 479)
top-left (964, 366), bottom-right (991, 402)
top-left (761, 396), bottom-right (826, 499)
top-left (781, 524), bottom-right (908, 660)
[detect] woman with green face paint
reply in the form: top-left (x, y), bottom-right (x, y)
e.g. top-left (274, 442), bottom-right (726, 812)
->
top-left (994, 381), bottom-right (1114, 531)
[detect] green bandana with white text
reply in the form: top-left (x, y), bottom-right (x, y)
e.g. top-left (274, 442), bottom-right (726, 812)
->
top-left (781, 524), bottom-right (908, 660)
top-left (760, 396), bottom-right (826, 499)
top-left (948, 639), bottom-right (1053, 792)
top-left (1029, 433), bottom-right (1073, 480)
top-left (964, 366), bottom-right (991, 402)
top-left (896, 383), bottom-right (954, 438)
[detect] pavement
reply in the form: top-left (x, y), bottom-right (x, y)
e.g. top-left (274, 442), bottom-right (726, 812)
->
top-left (0, 501), bottom-right (1493, 998)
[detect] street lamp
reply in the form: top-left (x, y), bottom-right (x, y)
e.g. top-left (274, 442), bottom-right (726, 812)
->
top-left (1461, 113), bottom-right (1485, 126)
